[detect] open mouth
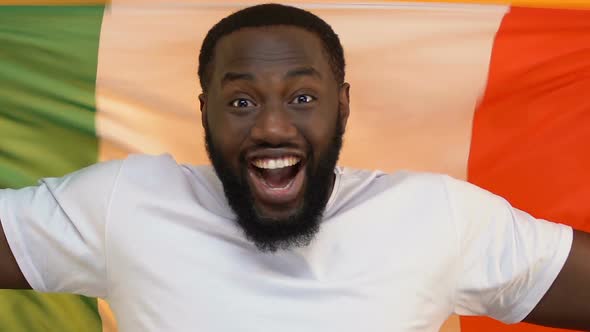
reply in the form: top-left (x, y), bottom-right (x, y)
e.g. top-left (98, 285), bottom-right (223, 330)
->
top-left (247, 155), bottom-right (306, 207)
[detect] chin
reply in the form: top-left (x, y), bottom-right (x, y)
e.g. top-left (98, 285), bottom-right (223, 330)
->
top-left (253, 200), bottom-right (304, 222)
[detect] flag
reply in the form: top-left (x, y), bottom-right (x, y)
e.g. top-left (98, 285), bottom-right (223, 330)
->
top-left (0, 5), bottom-right (106, 332)
top-left (463, 6), bottom-right (590, 332)
top-left (0, 1), bottom-right (588, 332)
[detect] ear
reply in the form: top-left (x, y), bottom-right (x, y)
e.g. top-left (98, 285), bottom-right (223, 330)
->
top-left (199, 93), bottom-right (208, 130)
top-left (338, 83), bottom-right (351, 131)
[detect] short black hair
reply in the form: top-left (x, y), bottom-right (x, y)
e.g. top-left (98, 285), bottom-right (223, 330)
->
top-left (198, 3), bottom-right (345, 92)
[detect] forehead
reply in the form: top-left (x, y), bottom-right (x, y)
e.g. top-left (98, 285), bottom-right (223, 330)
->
top-left (211, 26), bottom-right (331, 81)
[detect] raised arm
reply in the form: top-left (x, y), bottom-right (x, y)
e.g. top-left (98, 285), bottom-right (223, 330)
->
top-left (524, 229), bottom-right (590, 330)
top-left (0, 217), bottom-right (31, 289)
top-left (0, 159), bottom-right (123, 296)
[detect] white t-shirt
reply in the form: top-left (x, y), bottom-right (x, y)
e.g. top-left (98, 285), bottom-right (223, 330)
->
top-left (0, 154), bottom-right (572, 332)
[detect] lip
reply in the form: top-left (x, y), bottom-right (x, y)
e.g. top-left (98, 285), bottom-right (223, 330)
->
top-left (247, 164), bottom-right (306, 209)
top-left (245, 148), bottom-right (306, 212)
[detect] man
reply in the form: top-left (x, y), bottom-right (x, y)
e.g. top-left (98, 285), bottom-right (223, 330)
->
top-left (0, 3), bottom-right (588, 332)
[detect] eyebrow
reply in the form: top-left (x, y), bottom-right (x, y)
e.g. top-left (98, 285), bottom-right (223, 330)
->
top-left (220, 66), bottom-right (322, 87)
top-left (285, 67), bottom-right (322, 80)
top-left (221, 72), bottom-right (255, 86)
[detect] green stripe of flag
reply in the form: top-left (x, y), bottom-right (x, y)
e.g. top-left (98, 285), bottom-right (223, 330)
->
top-left (0, 5), bottom-right (103, 187)
top-left (0, 5), bottom-right (105, 332)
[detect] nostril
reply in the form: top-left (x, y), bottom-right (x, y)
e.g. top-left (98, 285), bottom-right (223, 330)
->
top-left (250, 120), bottom-right (298, 145)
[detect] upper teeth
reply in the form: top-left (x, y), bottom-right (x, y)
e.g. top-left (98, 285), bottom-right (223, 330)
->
top-left (252, 156), bottom-right (300, 169)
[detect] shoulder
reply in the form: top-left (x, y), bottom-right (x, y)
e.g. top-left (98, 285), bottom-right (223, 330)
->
top-left (116, 154), bottom-right (229, 212)
top-left (116, 153), bottom-right (215, 191)
top-left (121, 153), bottom-right (211, 178)
top-left (122, 153), bottom-right (180, 172)
top-left (327, 167), bottom-right (450, 217)
top-left (337, 167), bottom-right (448, 196)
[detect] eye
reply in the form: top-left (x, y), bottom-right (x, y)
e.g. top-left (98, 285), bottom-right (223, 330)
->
top-left (230, 98), bottom-right (256, 108)
top-left (290, 94), bottom-right (315, 104)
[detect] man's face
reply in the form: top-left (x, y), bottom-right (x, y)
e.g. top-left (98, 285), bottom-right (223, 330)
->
top-left (200, 26), bottom-right (350, 251)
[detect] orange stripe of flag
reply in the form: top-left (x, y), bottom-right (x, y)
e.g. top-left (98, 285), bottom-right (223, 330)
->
top-left (463, 6), bottom-right (590, 332)
top-left (396, 0), bottom-right (590, 9)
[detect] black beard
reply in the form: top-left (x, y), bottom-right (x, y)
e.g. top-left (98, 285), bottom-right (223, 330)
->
top-left (205, 116), bottom-right (344, 252)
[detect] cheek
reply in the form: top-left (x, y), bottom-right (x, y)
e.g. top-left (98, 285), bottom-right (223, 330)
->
top-left (209, 113), bottom-right (252, 161)
top-left (310, 126), bottom-right (337, 156)
top-left (294, 111), bottom-right (339, 155)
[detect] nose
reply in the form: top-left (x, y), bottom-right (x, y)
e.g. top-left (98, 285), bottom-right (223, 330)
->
top-left (250, 103), bottom-right (297, 146)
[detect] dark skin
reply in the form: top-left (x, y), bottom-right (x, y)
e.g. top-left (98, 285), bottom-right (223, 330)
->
top-left (0, 230), bottom-right (29, 289)
top-left (523, 230), bottom-right (590, 329)
top-left (0, 25), bottom-right (589, 330)
top-left (199, 26), bottom-right (349, 219)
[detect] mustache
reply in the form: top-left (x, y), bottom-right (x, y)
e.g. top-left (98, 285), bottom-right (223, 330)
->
top-left (246, 141), bottom-right (302, 150)
top-left (204, 116), bottom-right (345, 252)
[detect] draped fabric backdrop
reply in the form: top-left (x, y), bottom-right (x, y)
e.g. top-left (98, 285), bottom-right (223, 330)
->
top-left (0, 1), bottom-right (588, 332)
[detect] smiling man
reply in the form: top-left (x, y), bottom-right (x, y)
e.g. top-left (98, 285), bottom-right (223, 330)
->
top-left (0, 3), bottom-right (590, 332)
top-left (199, 13), bottom-right (349, 251)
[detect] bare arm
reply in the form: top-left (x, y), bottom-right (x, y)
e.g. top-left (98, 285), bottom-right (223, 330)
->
top-left (524, 229), bottom-right (590, 330)
top-left (0, 217), bottom-right (31, 289)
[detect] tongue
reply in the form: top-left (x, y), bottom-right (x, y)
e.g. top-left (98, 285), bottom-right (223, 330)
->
top-left (261, 166), bottom-right (297, 188)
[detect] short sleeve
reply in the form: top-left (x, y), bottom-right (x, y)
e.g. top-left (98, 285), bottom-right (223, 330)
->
top-left (0, 159), bottom-right (123, 298)
top-left (445, 176), bottom-right (573, 324)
